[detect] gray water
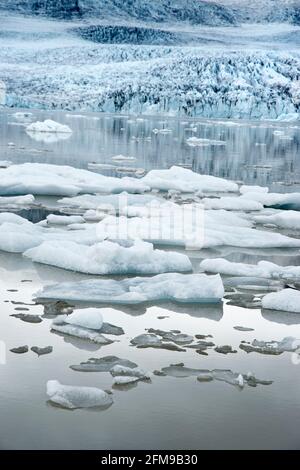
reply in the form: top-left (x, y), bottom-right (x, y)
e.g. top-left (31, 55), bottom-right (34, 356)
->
top-left (0, 109), bottom-right (300, 450)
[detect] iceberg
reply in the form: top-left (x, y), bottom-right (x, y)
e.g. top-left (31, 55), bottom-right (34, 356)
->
top-left (24, 240), bottom-right (192, 275)
top-left (0, 163), bottom-right (149, 196)
top-left (26, 119), bottom-right (72, 134)
top-left (51, 316), bottom-right (114, 345)
top-left (253, 211), bottom-right (300, 230)
top-left (64, 308), bottom-right (104, 330)
top-left (46, 380), bottom-right (113, 409)
top-left (46, 214), bottom-right (85, 225)
top-left (241, 192), bottom-right (300, 211)
top-left (0, 195), bottom-right (35, 206)
top-left (141, 166), bottom-right (238, 193)
top-left (36, 273), bottom-right (225, 304)
top-left (262, 288), bottom-right (300, 313)
top-left (240, 337), bottom-right (300, 355)
top-left (200, 258), bottom-right (300, 280)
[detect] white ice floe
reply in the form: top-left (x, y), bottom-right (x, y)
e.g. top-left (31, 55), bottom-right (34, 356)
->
top-left (239, 185), bottom-right (269, 195)
top-left (186, 137), bottom-right (226, 147)
top-left (58, 193), bottom-right (158, 211)
top-left (46, 214), bottom-right (85, 225)
top-left (141, 166), bottom-right (238, 193)
top-left (51, 315), bottom-right (113, 345)
top-left (241, 191), bottom-right (300, 211)
top-left (110, 365), bottom-right (150, 380)
top-left (200, 258), bottom-right (300, 280)
top-left (46, 380), bottom-right (113, 409)
top-left (0, 160), bottom-right (12, 168)
top-left (96, 210), bottom-right (300, 249)
top-left (26, 119), bottom-right (72, 134)
top-left (0, 163), bottom-right (149, 196)
top-left (64, 308), bottom-right (103, 330)
top-left (0, 195), bottom-right (35, 206)
top-left (262, 289), bottom-right (300, 313)
top-left (202, 197), bottom-right (263, 211)
top-left (253, 211), bottom-right (300, 230)
top-left (37, 273), bottom-right (225, 304)
top-left (24, 240), bottom-right (192, 275)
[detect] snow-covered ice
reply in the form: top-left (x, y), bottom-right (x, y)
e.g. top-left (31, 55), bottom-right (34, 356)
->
top-left (46, 214), bottom-right (85, 225)
top-left (46, 380), bottom-right (113, 409)
top-left (26, 119), bottom-right (72, 134)
top-left (24, 240), bottom-right (192, 274)
top-left (64, 308), bottom-right (103, 330)
top-left (203, 197), bottom-right (263, 211)
top-left (37, 273), bottom-right (225, 304)
top-left (0, 195), bottom-right (35, 206)
top-left (253, 211), bottom-right (300, 230)
top-left (262, 288), bottom-right (300, 313)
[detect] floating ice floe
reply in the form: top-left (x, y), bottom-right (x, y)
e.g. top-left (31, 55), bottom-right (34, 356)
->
top-left (96, 211), bottom-right (300, 249)
top-left (186, 137), bottom-right (226, 147)
top-left (58, 193), bottom-right (159, 211)
top-left (241, 191), bottom-right (300, 211)
top-left (110, 365), bottom-right (150, 386)
top-left (262, 288), bottom-right (300, 313)
top-left (202, 197), bottom-right (263, 211)
top-left (51, 315), bottom-right (114, 345)
top-left (64, 308), bottom-right (104, 330)
top-left (46, 380), bottom-right (113, 409)
top-left (26, 119), bottom-right (72, 134)
top-left (0, 163), bottom-right (149, 196)
top-left (24, 240), bottom-right (192, 275)
top-left (70, 355), bottom-right (138, 372)
top-left (156, 364), bottom-right (272, 388)
top-left (146, 328), bottom-right (193, 345)
top-left (0, 160), bottom-right (12, 168)
top-left (0, 195), bottom-right (35, 206)
top-left (200, 259), bottom-right (300, 280)
top-left (240, 337), bottom-right (300, 354)
top-left (253, 211), bottom-right (300, 230)
top-left (36, 273), bottom-right (224, 304)
top-left (141, 166), bottom-right (238, 193)
top-left (46, 214), bottom-right (85, 225)
top-left (31, 346), bottom-right (53, 356)
top-left (130, 334), bottom-right (186, 352)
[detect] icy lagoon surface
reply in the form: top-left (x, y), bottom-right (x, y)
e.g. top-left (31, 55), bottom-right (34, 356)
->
top-left (1, 109), bottom-right (300, 449)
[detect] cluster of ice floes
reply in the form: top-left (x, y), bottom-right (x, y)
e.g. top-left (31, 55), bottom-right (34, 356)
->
top-left (46, 380), bottom-right (113, 410)
top-left (37, 273), bottom-right (224, 304)
top-left (25, 240), bottom-right (192, 275)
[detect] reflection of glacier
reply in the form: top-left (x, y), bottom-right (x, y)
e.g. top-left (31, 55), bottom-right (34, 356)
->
top-left (3, 51), bottom-right (300, 119)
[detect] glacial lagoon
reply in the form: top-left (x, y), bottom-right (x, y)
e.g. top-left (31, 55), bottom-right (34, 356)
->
top-left (0, 109), bottom-right (300, 449)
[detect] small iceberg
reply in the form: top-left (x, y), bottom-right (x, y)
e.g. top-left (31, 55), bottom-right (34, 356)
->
top-left (36, 273), bottom-right (225, 304)
top-left (46, 380), bottom-right (113, 409)
top-left (26, 119), bottom-right (72, 134)
top-left (70, 355), bottom-right (137, 372)
top-left (203, 197), bottom-right (263, 211)
top-left (262, 289), bottom-right (300, 313)
top-left (240, 337), bottom-right (300, 355)
top-left (254, 211), bottom-right (300, 230)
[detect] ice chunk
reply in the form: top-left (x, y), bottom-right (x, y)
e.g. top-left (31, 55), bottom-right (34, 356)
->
top-left (51, 315), bottom-right (113, 345)
top-left (0, 163), bottom-right (149, 196)
top-left (0, 212), bottom-right (31, 225)
top-left (240, 337), bottom-right (300, 354)
top-left (37, 273), bottom-right (224, 304)
top-left (110, 365), bottom-right (150, 380)
top-left (46, 214), bottom-right (85, 225)
top-left (112, 376), bottom-right (140, 385)
top-left (203, 197), bottom-right (263, 211)
top-left (26, 119), bottom-right (72, 134)
top-left (200, 258), bottom-right (300, 280)
top-left (241, 192), bottom-right (300, 211)
top-left (58, 193), bottom-right (157, 211)
top-left (24, 240), bottom-right (192, 275)
top-left (65, 308), bottom-right (103, 331)
top-left (262, 289), bottom-right (300, 313)
top-left (31, 346), bottom-right (53, 356)
top-left (141, 166), bottom-right (238, 193)
top-left (70, 356), bottom-right (137, 372)
top-left (46, 380), bottom-right (113, 409)
top-left (0, 195), bottom-right (35, 206)
top-left (130, 334), bottom-right (186, 351)
top-left (253, 211), bottom-right (300, 230)
top-left (146, 328), bottom-right (193, 344)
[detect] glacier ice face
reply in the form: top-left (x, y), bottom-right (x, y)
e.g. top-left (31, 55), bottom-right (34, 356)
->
top-left (24, 240), bottom-right (192, 275)
top-left (262, 288), bottom-right (300, 313)
top-left (36, 273), bottom-right (225, 304)
top-left (46, 380), bottom-right (113, 409)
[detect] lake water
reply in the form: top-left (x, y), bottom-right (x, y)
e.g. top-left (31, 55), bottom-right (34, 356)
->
top-left (0, 109), bottom-right (300, 450)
